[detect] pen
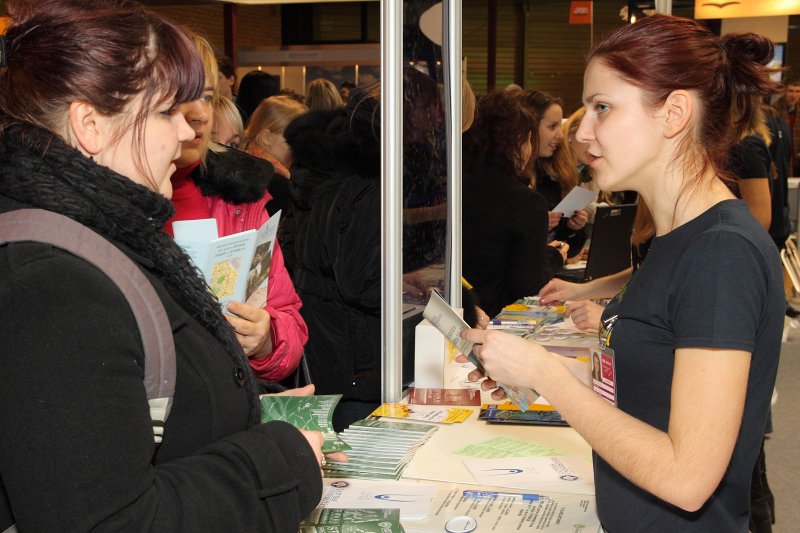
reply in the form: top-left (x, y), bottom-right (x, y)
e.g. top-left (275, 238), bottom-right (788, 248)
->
top-left (462, 490), bottom-right (541, 501)
top-left (488, 320), bottom-right (535, 326)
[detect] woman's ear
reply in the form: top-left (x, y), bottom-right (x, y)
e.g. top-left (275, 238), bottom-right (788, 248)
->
top-left (67, 101), bottom-right (106, 156)
top-left (661, 90), bottom-right (693, 139)
top-left (258, 129), bottom-right (273, 148)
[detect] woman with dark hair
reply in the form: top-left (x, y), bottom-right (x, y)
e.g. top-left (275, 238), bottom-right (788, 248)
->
top-left (462, 91), bottom-right (567, 317)
top-left (0, 1), bottom-right (332, 530)
top-left (462, 16), bottom-right (783, 532)
top-left (517, 90), bottom-right (589, 257)
top-left (237, 70), bottom-right (281, 126)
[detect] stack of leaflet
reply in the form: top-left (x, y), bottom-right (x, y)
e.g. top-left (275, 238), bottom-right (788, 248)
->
top-left (490, 296), bottom-right (567, 338)
top-left (324, 419), bottom-right (438, 480)
top-left (479, 403), bottom-right (569, 426)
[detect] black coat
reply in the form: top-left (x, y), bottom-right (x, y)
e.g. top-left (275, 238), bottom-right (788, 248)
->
top-left (463, 164), bottom-right (564, 317)
top-left (283, 108), bottom-right (382, 406)
top-left (0, 123), bottom-right (321, 532)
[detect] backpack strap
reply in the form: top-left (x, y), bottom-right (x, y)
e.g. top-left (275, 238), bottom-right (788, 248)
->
top-left (0, 209), bottom-right (176, 444)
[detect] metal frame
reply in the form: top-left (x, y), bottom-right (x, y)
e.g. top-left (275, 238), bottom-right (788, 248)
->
top-left (380, 0), bottom-right (404, 403)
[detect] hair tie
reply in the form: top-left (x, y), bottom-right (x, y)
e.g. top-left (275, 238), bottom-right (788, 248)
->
top-left (0, 35), bottom-right (7, 68)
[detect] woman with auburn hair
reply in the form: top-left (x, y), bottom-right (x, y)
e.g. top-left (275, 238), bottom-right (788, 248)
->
top-left (517, 90), bottom-right (589, 257)
top-left (461, 16), bottom-right (782, 532)
top-left (0, 1), bottom-right (334, 531)
top-left (306, 78), bottom-right (344, 111)
top-left (462, 91), bottom-right (568, 317)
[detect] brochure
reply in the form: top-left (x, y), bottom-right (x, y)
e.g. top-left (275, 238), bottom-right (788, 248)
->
top-left (370, 403), bottom-right (474, 424)
top-left (462, 455), bottom-right (595, 495)
top-left (479, 404), bottom-right (568, 427)
top-left (300, 508), bottom-right (404, 533)
top-left (407, 387), bottom-right (481, 406)
top-left (402, 484), bottom-right (599, 532)
top-left (172, 211), bottom-right (281, 310)
top-left (552, 185), bottom-right (597, 217)
top-left (423, 291), bottom-right (542, 411)
top-left (259, 393), bottom-right (350, 453)
top-left (325, 420), bottom-right (438, 480)
top-left (317, 479), bottom-right (437, 520)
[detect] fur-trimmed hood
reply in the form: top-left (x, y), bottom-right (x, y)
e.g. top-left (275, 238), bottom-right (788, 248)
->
top-left (284, 106), bottom-right (381, 182)
top-left (191, 147), bottom-right (275, 205)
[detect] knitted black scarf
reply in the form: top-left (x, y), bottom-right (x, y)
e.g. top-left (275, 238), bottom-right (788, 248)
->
top-left (0, 120), bottom-right (261, 426)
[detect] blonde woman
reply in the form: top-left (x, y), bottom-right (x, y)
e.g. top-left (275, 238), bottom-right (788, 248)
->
top-left (212, 95), bottom-right (244, 149)
top-left (242, 95), bottom-right (308, 180)
top-left (306, 78), bottom-right (344, 111)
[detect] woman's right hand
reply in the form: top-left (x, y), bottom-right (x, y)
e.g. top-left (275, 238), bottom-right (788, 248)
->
top-left (565, 300), bottom-right (603, 332)
top-left (547, 240), bottom-right (569, 263)
top-left (297, 429), bottom-right (349, 472)
top-left (538, 278), bottom-right (582, 304)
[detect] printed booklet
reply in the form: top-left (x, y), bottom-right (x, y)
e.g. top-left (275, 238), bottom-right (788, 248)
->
top-left (259, 393), bottom-right (350, 453)
top-left (173, 211), bottom-right (281, 310)
top-left (422, 291), bottom-right (542, 411)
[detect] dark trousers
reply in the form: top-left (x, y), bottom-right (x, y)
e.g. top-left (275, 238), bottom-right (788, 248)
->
top-left (749, 437), bottom-right (775, 533)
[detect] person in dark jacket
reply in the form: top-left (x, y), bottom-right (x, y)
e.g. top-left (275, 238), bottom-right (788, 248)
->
top-left (0, 1), bottom-right (333, 531)
top-left (517, 90), bottom-right (589, 257)
top-left (283, 85), bottom-right (382, 431)
top-left (462, 91), bottom-right (567, 317)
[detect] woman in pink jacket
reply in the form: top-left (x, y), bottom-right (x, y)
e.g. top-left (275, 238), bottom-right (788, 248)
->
top-left (165, 35), bottom-right (308, 382)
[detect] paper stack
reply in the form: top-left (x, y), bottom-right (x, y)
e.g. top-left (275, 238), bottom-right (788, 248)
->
top-left (324, 419), bottom-right (438, 480)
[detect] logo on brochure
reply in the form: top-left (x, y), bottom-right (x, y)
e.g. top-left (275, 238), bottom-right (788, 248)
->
top-left (560, 474), bottom-right (579, 481)
top-left (375, 494), bottom-right (422, 502)
top-left (330, 481), bottom-right (349, 488)
top-left (482, 468), bottom-right (524, 475)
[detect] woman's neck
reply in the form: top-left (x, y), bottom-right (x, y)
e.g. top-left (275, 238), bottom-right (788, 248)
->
top-left (642, 170), bottom-right (734, 236)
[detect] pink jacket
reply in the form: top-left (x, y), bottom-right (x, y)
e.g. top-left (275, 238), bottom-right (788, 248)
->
top-left (206, 192), bottom-right (308, 382)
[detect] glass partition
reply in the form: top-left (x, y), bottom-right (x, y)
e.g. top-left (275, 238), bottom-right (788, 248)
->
top-left (384, 0), bottom-right (461, 400)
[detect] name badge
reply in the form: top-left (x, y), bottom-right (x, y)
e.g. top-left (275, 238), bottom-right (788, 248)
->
top-left (591, 346), bottom-right (617, 406)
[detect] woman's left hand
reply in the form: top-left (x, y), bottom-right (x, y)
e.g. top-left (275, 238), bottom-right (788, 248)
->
top-left (547, 211), bottom-right (562, 231)
top-left (566, 209), bottom-right (588, 230)
top-left (226, 301), bottom-right (273, 358)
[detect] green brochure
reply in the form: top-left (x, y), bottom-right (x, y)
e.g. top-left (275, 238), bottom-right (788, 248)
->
top-left (300, 508), bottom-right (404, 532)
top-left (259, 394), bottom-right (351, 453)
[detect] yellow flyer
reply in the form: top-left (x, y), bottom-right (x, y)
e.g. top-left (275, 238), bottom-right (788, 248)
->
top-left (371, 403), bottom-right (473, 424)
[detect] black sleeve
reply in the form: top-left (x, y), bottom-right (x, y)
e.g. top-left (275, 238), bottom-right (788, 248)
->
top-left (0, 244), bottom-right (321, 532)
top-left (505, 191), bottom-right (562, 302)
top-left (729, 136), bottom-right (770, 180)
top-left (333, 180), bottom-right (381, 313)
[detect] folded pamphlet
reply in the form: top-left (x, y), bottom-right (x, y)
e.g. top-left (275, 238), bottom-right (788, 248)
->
top-left (173, 211), bottom-right (281, 310)
top-left (259, 393), bottom-right (350, 453)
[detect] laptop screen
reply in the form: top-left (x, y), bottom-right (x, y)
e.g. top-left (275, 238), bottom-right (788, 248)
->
top-left (583, 203), bottom-right (638, 281)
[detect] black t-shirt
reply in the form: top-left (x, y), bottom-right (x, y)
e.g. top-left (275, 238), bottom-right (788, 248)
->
top-left (595, 200), bottom-right (783, 532)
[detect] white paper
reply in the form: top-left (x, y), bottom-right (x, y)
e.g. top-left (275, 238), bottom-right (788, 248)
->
top-left (318, 479), bottom-right (437, 519)
top-left (401, 421), bottom-right (592, 488)
top-left (171, 218), bottom-right (218, 241)
top-left (402, 483), bottom-right (600, 532)
top-left (552, 187), bottom-right (597, 217)
top-left (462, 455), bottom-right (594, 495)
